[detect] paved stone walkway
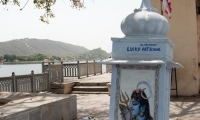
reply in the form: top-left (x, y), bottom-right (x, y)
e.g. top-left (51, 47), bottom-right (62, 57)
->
top-left (76, 94), bottom-right (200, 120)
top-left (73, 73), bottom-right (200, 120)
top-left (76, 94), bottom-right (109, 120)
top-left (64, 73), bottom-right (111, 83)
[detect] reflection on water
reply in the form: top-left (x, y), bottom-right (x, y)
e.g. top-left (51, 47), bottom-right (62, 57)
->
top-left (0, 64), bottom-right (42, 77)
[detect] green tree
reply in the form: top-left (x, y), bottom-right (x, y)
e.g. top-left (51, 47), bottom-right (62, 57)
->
top-left (28, 55), bottom-right (35, 61)
top-left (74, 48), bottom-right (110, 60)
top-left (65, 56), bottom-right (75, 61)
top-left (50, 56), bottom-right (61, 61)
top-left (9, 55), bottom-right (16, 62)
top-left (0, 0), bottom-right (85, 23)
top-left (0, 56), bottom-right (3, 61)
top-left (16, 55), bottom-right (26, 61)
top-left (4, 54), bottom-right (50, 62)
top-left (3, 54), bottom-right (9, 62)
top-left (3, 54), bottom-right (16, 62)
top-left (29, 53), bottom-right (48, 61)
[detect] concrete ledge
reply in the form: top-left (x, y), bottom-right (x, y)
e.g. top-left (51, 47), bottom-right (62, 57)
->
top-left (50, 82), bottom-right (75, 94)
top-left (0, 92), bottom-right (77, 120)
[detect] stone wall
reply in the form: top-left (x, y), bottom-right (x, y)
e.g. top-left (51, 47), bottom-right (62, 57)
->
top-left (151, 0), bottom-right (199, 96)
top-left (0, 92), bottom-right (77, 120)
top-left (50, 82), bottom-right (75, 94)
top-left (197, 15), bottom-right (200, 90)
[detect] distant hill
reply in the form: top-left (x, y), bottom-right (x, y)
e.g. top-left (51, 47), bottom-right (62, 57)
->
top-left (0, 38), bottom-right (89, 57)
top-left (75, 48), bottom-right (110, 60)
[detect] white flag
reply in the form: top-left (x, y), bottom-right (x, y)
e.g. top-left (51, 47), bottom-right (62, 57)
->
top-left (161, 0), bottom-right (172, 18)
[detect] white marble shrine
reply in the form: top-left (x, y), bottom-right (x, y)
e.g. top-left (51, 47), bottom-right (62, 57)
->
top-left (98, 0), bottom-right (183, 120)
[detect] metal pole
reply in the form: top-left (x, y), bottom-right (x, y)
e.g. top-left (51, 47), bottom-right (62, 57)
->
top-left (160, 0), bottom-right (164, 15)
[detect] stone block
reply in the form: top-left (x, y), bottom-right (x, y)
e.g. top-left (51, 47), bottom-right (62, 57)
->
top-left (61, 101), bottom-right (70, 120)
top-left (52, 104), bottom-right (62, 120)
top-left (29, 109), bottom-right (40, 120)
top-left (50, 82), bottom-right (75, 94)
top-left (0, 92), bottom-right (77, 120)
top-left (15, 114), bottom-right (28, 120)
top-left (111, 37), bottom-right (174, 61)
top-left (69, 97), bottom-right (77, 120)
top-left (40, 106), bottom-right (51, 120)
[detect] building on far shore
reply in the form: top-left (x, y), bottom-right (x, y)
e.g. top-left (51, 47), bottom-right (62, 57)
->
top-left (151, 0), bottom-right (199, 96)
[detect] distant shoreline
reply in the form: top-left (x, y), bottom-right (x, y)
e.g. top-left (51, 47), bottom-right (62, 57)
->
top-left (3, 61), bottom-right (43, 65)
top-left (2, 60), bottom-right (101, 65)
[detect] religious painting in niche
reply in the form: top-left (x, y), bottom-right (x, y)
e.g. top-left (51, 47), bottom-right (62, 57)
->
top-left (118, 69), bottom-right (155, 120)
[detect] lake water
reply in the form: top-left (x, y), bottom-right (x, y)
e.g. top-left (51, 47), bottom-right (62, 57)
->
top-left (0, 64), bottom-right (106, 77)
top-left (0, 64), bottom-right (42, 77)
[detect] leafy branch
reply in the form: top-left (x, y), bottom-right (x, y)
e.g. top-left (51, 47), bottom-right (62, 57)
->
top-left (0, 0), bottom-right (85, 23)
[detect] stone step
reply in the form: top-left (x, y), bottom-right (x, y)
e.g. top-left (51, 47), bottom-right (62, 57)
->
top-left (75, 82), bottom-right (109, 86)
top-left (72, 86), bottom-right (108, 92)
top-left (71, 91), bottom-right (108, 94)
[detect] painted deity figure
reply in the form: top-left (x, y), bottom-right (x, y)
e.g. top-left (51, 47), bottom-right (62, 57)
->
top-left (119, 81), bottom-right (153, 120)
top-left (129, 89), bottom-right (153, 120)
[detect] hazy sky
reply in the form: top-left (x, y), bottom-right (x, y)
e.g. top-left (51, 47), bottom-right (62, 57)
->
top-left (0, 0), bottom-right (142, 53)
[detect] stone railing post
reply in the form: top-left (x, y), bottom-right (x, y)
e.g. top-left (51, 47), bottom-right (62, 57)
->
top-left (101, 64), bottom-right (103, 74)
top-left (61, 61), bottom-right (64, 82)
top-left (47, 69), bottom-right (50, 91)
top-left (42, 62), bottom-right (44, 73)
top-left (94, 60), bottom-right (96, 75)
top-left (77, 61), bottom-right (80, 79)
top-left (86, 60), bottom-right (89, 77)
top-left (12, 72), bottom-right (17, 92)
top-left (48, 62), bottom-right (51, 70)
top-left (31, 70), bottom-right (36, 93)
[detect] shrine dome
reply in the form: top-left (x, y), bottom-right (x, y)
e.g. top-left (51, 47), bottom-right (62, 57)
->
top-left (121, 0), bottom-right (169, 37)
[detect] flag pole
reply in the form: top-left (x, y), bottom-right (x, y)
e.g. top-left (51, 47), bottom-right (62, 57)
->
top-left (160, 0), bottom-right (163, 15)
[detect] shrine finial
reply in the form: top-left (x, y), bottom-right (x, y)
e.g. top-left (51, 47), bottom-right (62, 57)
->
top-left (140, 0), bottom-right (151, 9)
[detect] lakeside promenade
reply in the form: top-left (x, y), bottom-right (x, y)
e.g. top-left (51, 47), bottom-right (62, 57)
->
top-left (72, 73), bottom-right (200, 120)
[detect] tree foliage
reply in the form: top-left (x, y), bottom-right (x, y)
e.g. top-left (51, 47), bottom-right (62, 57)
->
top-left (0, 0), bottom-right (85, 23)
top-left (1, 48), bottom-right (110, 62)
top-left (3, 53), bottom-right (50, 62)
top-left (4, 54), bottom-right (16, 62)
top-left (0, 56), bottom-right (3, 61)
top-left (49, 56), bottom-right (61, 61)
top-left (74, 48), bottom-right (110, 61)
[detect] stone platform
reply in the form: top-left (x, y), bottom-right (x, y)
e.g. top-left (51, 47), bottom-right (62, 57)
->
top-left (0, 92), bottom-right (77, 120)
top-left (76, 94), bottom-right (200, 120)
top-left (62, 74), bottom-right (200, 120)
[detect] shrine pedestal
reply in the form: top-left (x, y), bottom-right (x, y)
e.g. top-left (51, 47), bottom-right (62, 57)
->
top-left (99, 59), bottom-right (182, 120)
top-left (98, 0), bottom-right (182, 119)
